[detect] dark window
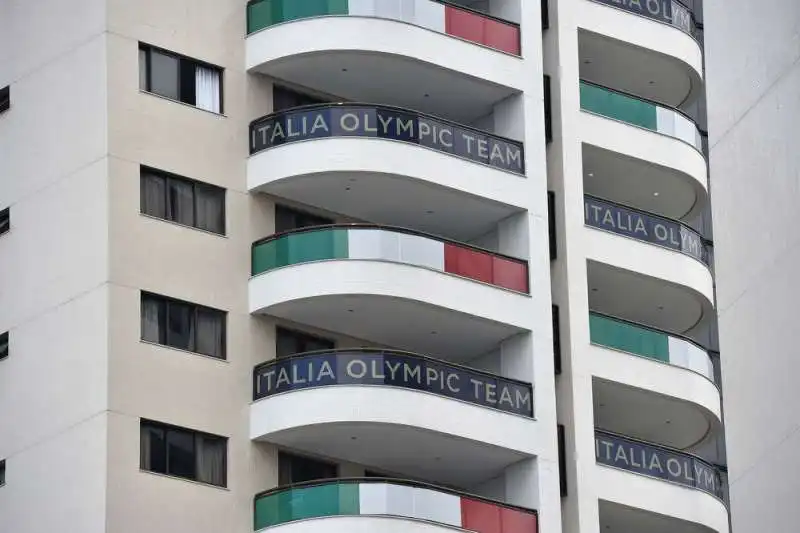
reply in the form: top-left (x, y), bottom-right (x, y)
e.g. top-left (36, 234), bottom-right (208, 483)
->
top-left (0, 208), bottom-right (9, 235)
top-left (273, 86), bottom-right (327, 112)
top-left (278, 452), bottom-right (337, 485)
top-left (365, 470), bottom-right (396, 479)
top-left (141, 167), bottom-right (225, 235)
top-left (544, 75), bottom-right (552, 143)
top-left (552, 305), bottom-right (561, 375)
top-left (547, 191), bottom-right (556, 260)
top-left (541, 0), bottom-right (549, 29)
top-left (0, 86), bottom-right (9, 113)
top-left (0, 332), bottom-right (7, 361)
top-left (140, 420), bottom-right (227, 487)
top-left (139, 44), bottom-right (223, 113)
top-left (275, 205), bottom-right (333, 233)
top-left (276, 327), bottom-right (335, 358)
top-left (0, 460), bottom-right (5, 486)
top-left (557, 424), bottom-right (567, 496)
top-left (141, 292), bottom-right (226, 359)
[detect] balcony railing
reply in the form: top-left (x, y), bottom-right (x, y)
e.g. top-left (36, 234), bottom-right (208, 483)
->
top-left (584, 195), bottom-right (710, 265)
top-left (589, 0), bottom-right (697, 39)
top-left (249, 103), bottom-right (525, 175)
top-left (579, 80), bottom-right (703, 152)
top-left (246, 0), bottom-right (521, 55)
top-left (589, 312), bottom-right (715, 383)
top-left (251, 224), bottom-right (530, 293)
top-left (254, 477), bottom-right (538, 532)
top-left (253, 348), bottom-right (534, 417)
top-left (595, 430), bottom-right (725, 500)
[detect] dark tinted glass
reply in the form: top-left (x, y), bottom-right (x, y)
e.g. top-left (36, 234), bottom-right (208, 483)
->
top-left (194, 182), bottom-right (225, 234)
top-left (166, 428), bottom-right (196, 479)
top-left (0, 86), bottom-right (9, 113)
top-left (279, 452), bottom-right (337, 485)
top-left (273, 86), bottom-right (327, 112)
top-left (0, 332), bottom-right (9, 360)
top-left (0, 208), bottom-right (9, 235)
top-left (149, 50), bottom-right (180, 100)
top-left (141, 424), bottom-right (167, 474)
top-left (141, 172), bottom-right (167, 219)
top-left (167, 178), bottom-right (194, 226)
top-left (275, 205), bottom-right (333, 233)
top-left (166, 300), bottom-right (193, 351)
top-left (276, 327), bottom-right (334, 358)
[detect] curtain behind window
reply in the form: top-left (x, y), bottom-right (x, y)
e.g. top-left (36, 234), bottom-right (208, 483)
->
top-left (196, 66), bottom-right (221, 113)
top-left (141, 172), bottom-right (166, 218)
top-left (141, 297), bottom-right (165, 344)
top-left (195, 184), bottom-right (224, 234)
top-left (167, 178), bottom-right (194, 226)
top-left (197, 435), bottom-right (226, 486)
top-left (196, 308), bottom-right (224, 359)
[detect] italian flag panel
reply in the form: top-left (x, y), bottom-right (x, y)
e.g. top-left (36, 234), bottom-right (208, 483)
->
top-left (252, 227), bottom-right (529, 293)
top-left (254, 481), bottom-right (538, 533)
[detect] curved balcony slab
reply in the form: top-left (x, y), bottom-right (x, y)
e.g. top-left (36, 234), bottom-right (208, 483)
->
top-left (248, 104), bottom-right (527, 240)
top-left (585, 227), bottom-right (715, 334)
top-left (578, 0), bottom-right (703, 107)
top-left (246, 12), bottom-right (523, 123)
top-left (249, 226), bottom-right (531, 358)
top-left (595, 435), bottom-right (728, 533)
top-left (254, 479), bottom-right (538, 533)
top-left (251, 373), bottom-right (538, 485)
top-left (582, 144), bottom-right (707, 221)
top-left (600, 500), bottom-right (723, 533)
top-left (593, 375), bottom-right (721, 451)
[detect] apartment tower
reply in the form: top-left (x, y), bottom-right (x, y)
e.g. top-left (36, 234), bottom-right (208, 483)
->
top-left (0, 1), bottom-right (727, 533)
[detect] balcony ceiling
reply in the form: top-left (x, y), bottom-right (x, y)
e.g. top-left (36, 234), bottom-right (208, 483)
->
top-left (253, 51), bottom-right (516, 124)
top-left (582, 144), bottom-right (706, 221)
top-left (593, 378), bottom-right (716, 451)
top-left (587, 261), bottom-right (710, 335)
top-left (579, 29), bottom-right (699, 108)
top-left (600, 500), bottom-right (717, 533)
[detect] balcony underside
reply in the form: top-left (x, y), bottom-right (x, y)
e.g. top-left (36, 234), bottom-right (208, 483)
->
top-left (594, 376), bottom-right (720, 451)
top-left (578, 10), bottom-right (703, 108)
top-left (600, 500), bottom-right (719, 533)
top-left (251, 386), bottom-right (537, 487)
top-left (583, 144), bottom-right (707, 221)
top-left (247, 16), bottom-right (522, 123)
top-left (586, 246), bottom-right (714, 337)
top-left (596, 469), bottom-right (729, 533)
top-left (249, 260), bottom-right (530, 360)
top-left (248, 138), bottom-right (526, 241)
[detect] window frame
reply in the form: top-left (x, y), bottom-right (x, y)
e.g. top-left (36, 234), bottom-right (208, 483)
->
top-left (141, 292), bottom-right (227, 360)
top-left (138, 43), bottom-right (224, 114)
top-left (140, 419), bottom-right (228, 488)
top-left (140, 166), bottom-right (226, 236)
top-left (276, 326), bottom-right (335, 358)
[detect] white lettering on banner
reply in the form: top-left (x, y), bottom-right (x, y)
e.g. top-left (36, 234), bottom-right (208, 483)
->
top-left (447, 374), bottom-right (461, 393)
top-left (311, 114), bottom-right (330, 134)
top-left (404, 363), bottom-right (421, 383)
top-left (666, 457), bottom-right (682, 477)
top-left (340, 113), bottom-right (359, 132)
top-left (346, 359), bottom-right (367, 379)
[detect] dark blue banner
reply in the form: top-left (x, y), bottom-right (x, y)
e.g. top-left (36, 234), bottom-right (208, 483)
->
top-left (249, 105), bottom-right (525, 174)
top-left (253, 350), bottom-right (533, 417)
top-left (592, 0), bottom-right (694, 36)
top-left (595, 431), bottom-right (723, 498)
top-left (584, 196), bottom-right (708, 265)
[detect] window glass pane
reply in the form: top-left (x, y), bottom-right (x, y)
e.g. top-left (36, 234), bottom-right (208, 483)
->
top-left (149, 50), bottom-right (180, 100)
top-left (195, 183), bottom-right (225, 234)
top-left (304, 336), bottom-right (335, 353)
top-left (279, 452), bottom-right (337, 484)
top-left (0, 460), bottom-right (5, 485)
top-left (273, 86), bottom-right (326, 112)
top-left (166, 428), bottom-right (196, 479)
top-left (197, 434), bottom-right (227, 486)
top-left (196, 308), bottom-right (224, 359)
top-left (195, 65), bottom-right (221, 113)
top-left (166, 300), bottom-right (194, 351)
top-left (140, 424), bottom-right (167, 474)
top-left (179, 59), bottom-right (197, 106)
top-left (139, 48), bottom-right (147, 91)
top-left (0, 332), bottom-right (7, 360)
top-left (141, 172), bottom-right (167, 219)
top-left (167, 178), bottom-right (195, 226)
top-left (0, 208), bottom-right (9, 234)
top-left (141, 295), bottom-right (166, 344)
top-left (275, 205), bottom-right (332, 233)
top-left (276, 328), bottom-right (300, 358)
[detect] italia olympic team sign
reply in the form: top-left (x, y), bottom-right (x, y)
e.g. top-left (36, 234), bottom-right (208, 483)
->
top-left (595, 430), bottom-right (724, 498)
top-left (253, 349), bottom-right (533, 417)
top-left (249, 104), bottom-right (525, 174)
top-left (584, 196), bottom-right (709, 265)
top-left (593, 0), bottom-right (694, 35)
